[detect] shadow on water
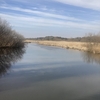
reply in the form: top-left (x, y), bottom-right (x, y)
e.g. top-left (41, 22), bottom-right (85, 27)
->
top-left (0, 47), bottom-right (26, 76)
top-left (82, 51), bottom-right (100, 64)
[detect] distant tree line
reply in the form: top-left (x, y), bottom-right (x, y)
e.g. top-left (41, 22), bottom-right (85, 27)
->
top-left (25, 35), bottom-right (97, 42)
top-left (0, 18), bottom-right (25, 48)
top-left (26, 34), bottom-right (100, 53)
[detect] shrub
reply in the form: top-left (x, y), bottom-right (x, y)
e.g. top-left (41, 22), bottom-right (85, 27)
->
top-left (0, 18), bottom-right (25, 48)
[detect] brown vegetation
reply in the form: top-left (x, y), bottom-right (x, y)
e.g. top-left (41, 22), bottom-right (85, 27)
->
top-left (25, 40), bottom-right (87, 51)
top-left (25, 33), bottom-right (100, 54)
top-left (0, 18), bottom-right (25, 48)
top-left (85, 33), bottom-right (100, 53)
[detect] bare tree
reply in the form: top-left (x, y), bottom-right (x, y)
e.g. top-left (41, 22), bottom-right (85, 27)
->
top-left (0, 18), bottom-right (25, 48)
top-left (85, 33), bottom-right (100, 53)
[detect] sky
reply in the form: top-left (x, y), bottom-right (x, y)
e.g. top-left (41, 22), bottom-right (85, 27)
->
top-left (0, 0), bottom-right (100, 38)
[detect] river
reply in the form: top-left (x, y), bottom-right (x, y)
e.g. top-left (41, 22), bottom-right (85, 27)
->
top-left (0, 44), bottom-right (100, 100)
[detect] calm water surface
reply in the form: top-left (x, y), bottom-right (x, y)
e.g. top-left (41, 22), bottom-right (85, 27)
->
top-left (0, 44), bottom-right (100, 100)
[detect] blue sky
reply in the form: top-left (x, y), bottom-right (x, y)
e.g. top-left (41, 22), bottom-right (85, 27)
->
top-left (0, 0), bottom-right (100, 38)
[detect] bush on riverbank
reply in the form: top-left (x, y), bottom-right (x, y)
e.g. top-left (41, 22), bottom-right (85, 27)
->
top-left (85, 33), bottom-right (100, 53)
top-left (0, 18), bottom-right (25, 48)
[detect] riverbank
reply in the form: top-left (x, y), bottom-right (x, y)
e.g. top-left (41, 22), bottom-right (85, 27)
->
top-left (24, 40), bottom-right (100, 54)
top-left (25, 40), bottom-right (87, 50)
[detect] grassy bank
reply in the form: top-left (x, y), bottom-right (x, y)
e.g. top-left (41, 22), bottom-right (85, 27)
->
top-left (25, 40), bottom-right (100, 54)
top-left (25, 40), bottom-right (87, 51)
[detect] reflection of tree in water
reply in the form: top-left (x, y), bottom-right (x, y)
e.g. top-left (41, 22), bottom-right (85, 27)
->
top-left (0, 47), bottom-right (25, 76)
top-left (82, 52), bottom-right (100, 64)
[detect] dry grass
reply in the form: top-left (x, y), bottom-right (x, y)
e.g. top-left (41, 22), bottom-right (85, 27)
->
top-left (25, 40), bottom-right (87, 50)
top-left (25, 40), bottom-right (100, 53)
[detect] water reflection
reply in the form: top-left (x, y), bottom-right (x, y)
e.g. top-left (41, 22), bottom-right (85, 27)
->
top-left (0, 47), bottom-right (25, 76)
top-left (82, 52), bottom-right (100, 64)
top-left (0, 44), bottom-right (100, 100)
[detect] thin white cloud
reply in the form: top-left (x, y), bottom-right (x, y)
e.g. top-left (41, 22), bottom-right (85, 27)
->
top-left (0, 4), bottom-right (100, 36)
top-left (0, 13), bottom-right (99, 31)
top-left (0, 6), bottom-right (83, 21)
top-left (54, 0), bottom-right (100, 11)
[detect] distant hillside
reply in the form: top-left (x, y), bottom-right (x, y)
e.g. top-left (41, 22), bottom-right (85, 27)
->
top-left (25, 36), bottom-right (89, 42)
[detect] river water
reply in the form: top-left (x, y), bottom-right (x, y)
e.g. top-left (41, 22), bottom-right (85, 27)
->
top-left (0, 44), bottom-right (100, 100)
